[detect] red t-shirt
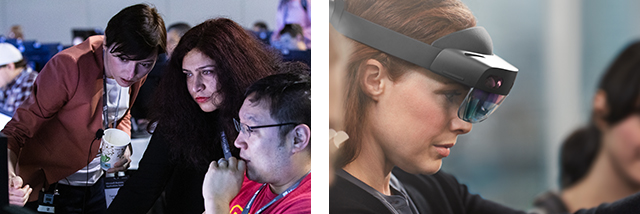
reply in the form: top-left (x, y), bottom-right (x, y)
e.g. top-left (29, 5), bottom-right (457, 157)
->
top-left (229, 173), bottom-right (311, 214)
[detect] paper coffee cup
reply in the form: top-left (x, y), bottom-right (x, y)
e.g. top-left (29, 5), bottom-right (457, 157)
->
top-left (100, 128), bottom-right (130, 171)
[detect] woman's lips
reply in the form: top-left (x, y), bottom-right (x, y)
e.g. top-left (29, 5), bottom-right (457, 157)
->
top-left (195, 97), bottom-right (210, 103)
top-left (434, 143), bottom-right (454, 157)
top-left (121, 78), bottom-right (134, 85)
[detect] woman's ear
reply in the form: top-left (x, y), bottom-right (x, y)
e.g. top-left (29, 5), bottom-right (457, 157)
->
top-left (593, 90), bottom-right (609, 129)
top-left (360, 59), bottom-right (387, 101)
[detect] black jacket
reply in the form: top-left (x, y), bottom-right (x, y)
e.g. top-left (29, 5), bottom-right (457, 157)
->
top-left (330, 168), bottom-right (640, 214)
top-left (107, 123), bottom-right (213, 214)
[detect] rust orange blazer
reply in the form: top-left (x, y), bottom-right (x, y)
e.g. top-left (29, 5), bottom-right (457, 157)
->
top-left (2, 35), bottom-right (145, 201)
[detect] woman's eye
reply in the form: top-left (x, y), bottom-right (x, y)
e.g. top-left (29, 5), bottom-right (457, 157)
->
top-left (119, 57), bottom-right (128, 62)
top-left (203, 70), bottom-right (212, 75)
top-left (184, 72), bottom-right (192, 77)
top-left (139, 63), bottom-right (152, 68)
top-left (445, 91), bottom-right (463, 102)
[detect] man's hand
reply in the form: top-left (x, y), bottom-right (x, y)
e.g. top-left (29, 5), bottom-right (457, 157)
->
top-left (8, 175), bottom-right (32, 206)
top-left (203, 157), bottom-right (245, 214)
top-left (107, 145), bottom-right (132, 173)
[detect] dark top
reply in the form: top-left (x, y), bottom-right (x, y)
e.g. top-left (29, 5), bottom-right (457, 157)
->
top-left (336, 169), bottom-right (419, 213)
top-left (531, 191), bottom-right (569, 214)
top-left (330, 167), bottom-right (640, 214)
top-left (107, 123), bottom-right (212, 214)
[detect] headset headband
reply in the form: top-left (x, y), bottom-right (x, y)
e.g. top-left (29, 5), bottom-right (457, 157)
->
top-left (330, 0), bottom-right (518, 95)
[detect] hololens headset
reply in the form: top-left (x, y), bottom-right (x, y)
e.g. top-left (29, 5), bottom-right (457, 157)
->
top-left (330, 0), bottom-right (519, 123)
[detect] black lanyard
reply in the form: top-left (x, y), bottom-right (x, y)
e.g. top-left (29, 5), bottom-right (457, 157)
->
top-left (242, 171), bottom-right (310, 214)
top-left (102, 74), bottom-right (122, 129)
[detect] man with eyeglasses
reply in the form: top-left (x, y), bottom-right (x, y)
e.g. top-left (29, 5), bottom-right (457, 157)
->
top-left (202, 71), bottom-right (311, 214)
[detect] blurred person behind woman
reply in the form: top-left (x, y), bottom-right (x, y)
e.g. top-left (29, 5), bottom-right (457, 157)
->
top-left (107, 18), bottom-right (277, 214)
top-left (533, 41), bottom-right (640, 214)
top-left (251, 21), bottom-right (272, 46)
top-left (272, 0), bottom-right (311, 49)
top-left (276, 23), bottom-right (310, 66)
top-left (8, 25), bottom-right (24, 40)
top-left (165, 22), bottom-right (191, 57)
top-left (274, 24), bottom-right (307, 52)
top-left (0, 43), bottom-right (37, 115)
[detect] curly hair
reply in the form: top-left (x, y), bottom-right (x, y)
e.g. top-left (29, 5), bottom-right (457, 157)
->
top-left (148, 18), bottom-right (278, 170)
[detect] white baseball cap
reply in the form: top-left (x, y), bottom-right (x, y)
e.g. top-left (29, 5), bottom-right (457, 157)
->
top-left (0, 43), bottom-right (23, 66)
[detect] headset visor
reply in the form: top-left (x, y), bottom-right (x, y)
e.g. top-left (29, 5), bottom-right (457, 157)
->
top-left (458, 87), bottom-right (506, 123)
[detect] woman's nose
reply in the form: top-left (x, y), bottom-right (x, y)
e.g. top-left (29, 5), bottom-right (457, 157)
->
top-left (451, 117), bottom-right (473, 135)
top-left (192, 75), bottom-right (205, 92)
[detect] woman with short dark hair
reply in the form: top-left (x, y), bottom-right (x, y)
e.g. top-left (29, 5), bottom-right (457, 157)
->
top-left (3, 3), bottom-right (165, 212)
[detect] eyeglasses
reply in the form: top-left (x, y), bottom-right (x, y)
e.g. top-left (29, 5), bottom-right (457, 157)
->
top-left (234, 118), bottom-right (298, 137)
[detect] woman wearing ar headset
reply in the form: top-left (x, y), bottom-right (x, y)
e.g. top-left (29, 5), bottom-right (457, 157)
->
top-left (329, 0), bottom-right (640, 213)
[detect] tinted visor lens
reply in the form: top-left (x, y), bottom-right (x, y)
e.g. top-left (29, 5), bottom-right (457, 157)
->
top-left (458, 88), bottom-right (506, 123)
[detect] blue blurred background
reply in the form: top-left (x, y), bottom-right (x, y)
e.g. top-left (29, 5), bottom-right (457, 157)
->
top-left (440, 0), bottom-right (640, 210)
top-left (0, 0), bottom-right (280, 44)
top-left (0, 0), bottom-right (312, 72)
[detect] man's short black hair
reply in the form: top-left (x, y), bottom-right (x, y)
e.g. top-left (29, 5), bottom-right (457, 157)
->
top-left (105, 4), bottom-right (166, 60)
top-left (253, 21), bottom-right (268, 31)
top-left (245, 63), bottom-right (310, 141)
top-left (279, 24), bottom-right (304, 39)
top-left (168, 22), bottom-right (191, 37)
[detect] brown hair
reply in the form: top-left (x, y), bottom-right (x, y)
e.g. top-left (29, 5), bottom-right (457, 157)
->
top-left (335, 0), bottom-right (476, 168)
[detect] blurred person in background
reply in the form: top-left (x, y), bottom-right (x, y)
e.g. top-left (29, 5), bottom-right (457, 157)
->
top-left (252, 21), bottom-right (269, 33)
top-left (274, 24), bottom-right (307, 53)
top-left (275, 23), bottom-right (310, 67)
top-left (131, 22), bottom-right (192, 134)
top-left (108, 18), bottom-right (277, 214)
top-left (251, 21), bottom-right (272, 46)
top-left (0, 43), bottom-right (37, 115)
top-left (165, 22), bottom-right (191, 58)
top-left (329, 0), bottom-right (640, 213)
top-left (272, 0), bottom-right (310, 49)
top-left (533, 41), bottom-right (640, 214)
top-left (3, 4), bottom-right (165, 212)
top-left (8, 25), bottom-right (24, 40)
